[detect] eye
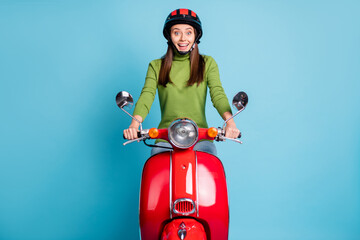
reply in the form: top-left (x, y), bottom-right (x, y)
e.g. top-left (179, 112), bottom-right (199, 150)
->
top-left (186, 31), bottom-right (192, 35)
top-left (174, 32), bottom-right (180, 36)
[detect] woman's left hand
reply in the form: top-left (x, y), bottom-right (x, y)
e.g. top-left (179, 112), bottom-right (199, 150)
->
top-left (225, 121), bottom-right (241, 139)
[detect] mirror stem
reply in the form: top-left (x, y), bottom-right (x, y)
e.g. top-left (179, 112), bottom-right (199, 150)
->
top-left (121, 107), bottom-right (143, 131)
top-left (222, 106), bottom-right (245, 129)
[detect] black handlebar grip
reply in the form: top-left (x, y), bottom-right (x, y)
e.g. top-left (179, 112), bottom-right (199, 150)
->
top-left (237, 132), bottom-right (242, 138)
top-left (123, 131), bottom-right (142, 139)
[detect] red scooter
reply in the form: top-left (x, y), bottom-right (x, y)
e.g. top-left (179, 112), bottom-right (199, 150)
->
top-left (116, 91), bottom-right (248, 240)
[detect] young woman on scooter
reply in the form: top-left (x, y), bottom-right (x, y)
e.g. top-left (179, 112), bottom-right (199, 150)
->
top-left (123, 8), bottom-right (240, 155)
top-left (118, 9), bottom-right (249, 239)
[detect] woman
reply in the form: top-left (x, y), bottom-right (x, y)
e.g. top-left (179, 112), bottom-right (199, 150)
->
top-left (123, 8), bottom-right (240, 155)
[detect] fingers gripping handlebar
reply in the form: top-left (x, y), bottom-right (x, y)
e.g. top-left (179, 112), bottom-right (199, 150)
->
top-left (123, 132), bottom-right (142, 139)
top-left (216, 128), bottom-right (241, 138)
top-left (122, 129), bottom-right (153, 146)
top-left (216, 128), bottom-right (242, 144)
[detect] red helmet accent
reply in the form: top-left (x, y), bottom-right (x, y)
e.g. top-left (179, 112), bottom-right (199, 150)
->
top-left (179, 8), bottom-right (189, 15)
top-left (163, 8), bottom-right (202, 44)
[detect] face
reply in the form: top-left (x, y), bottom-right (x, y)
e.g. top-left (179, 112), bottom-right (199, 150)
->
top-left (170, 24), bottom-right (195, 52)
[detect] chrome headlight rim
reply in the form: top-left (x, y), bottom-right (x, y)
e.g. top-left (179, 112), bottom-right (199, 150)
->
top-left (168, 119), bottom-right (199, 149)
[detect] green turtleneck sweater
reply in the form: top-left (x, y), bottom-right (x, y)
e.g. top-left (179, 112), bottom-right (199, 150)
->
top-left (133, 52), bottom-right (231, 129)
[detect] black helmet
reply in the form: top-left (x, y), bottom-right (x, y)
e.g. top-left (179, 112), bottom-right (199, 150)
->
top-left (163, 8), bottom-right (202, 44)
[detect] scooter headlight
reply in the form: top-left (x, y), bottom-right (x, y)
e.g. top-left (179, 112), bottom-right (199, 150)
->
top-left (168, 119), bottom-right (198, 149)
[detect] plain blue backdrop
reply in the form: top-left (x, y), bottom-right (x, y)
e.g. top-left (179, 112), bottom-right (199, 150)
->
top-left (1, 0), bottom-right (359, 239)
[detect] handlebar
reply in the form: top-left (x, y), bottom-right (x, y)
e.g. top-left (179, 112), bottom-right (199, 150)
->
top-left (122, 127), bottom-right (242, 146)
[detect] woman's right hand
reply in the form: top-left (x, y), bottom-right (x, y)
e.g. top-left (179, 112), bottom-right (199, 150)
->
top-left (123, 115), bottom-right (143, 140)
top-left (123, 126), bottom-right (139, 140)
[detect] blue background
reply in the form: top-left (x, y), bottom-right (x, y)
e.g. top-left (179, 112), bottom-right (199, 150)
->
top-left (1, 0), bottom-right (359, 239)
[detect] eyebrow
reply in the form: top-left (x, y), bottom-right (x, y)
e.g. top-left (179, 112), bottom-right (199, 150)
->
top-left (172, 28), bottom-right (193, 30)
top-left (173, 28), bottom-right (193, 31)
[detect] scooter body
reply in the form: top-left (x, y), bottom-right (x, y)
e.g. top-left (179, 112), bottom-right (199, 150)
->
top-left (139, 129), bottom-right (229, 240)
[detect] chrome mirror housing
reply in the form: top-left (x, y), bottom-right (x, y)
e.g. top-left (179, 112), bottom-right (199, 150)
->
top-left (115, 91), bottom-right (142, 130)
top-left (223, 91), bottom-right (248, 129)
top-left (116, 91), bottom-right (134, 109)
top-left (232, 91), bottom-right (248, 111)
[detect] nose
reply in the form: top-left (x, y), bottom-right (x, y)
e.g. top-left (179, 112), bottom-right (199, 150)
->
top-left (180, 33), bottom-right (186, 41)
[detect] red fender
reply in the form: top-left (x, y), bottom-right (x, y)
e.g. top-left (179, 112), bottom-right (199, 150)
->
top-left (161, 218), bottom-right (207, 240)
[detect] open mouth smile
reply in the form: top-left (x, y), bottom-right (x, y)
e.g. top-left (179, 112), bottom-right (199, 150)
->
top-left (178, 43), bottom-right (189, 50)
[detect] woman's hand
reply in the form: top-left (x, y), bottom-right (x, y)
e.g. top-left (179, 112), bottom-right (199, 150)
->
top-left (222, 111), bottom-right (240, 139)
top-left (123, 115), bottom-right (143, 140)
top-left (225, 121), bottom-right (240, 139)
top-left (123, 127), bottom-right (139, 140)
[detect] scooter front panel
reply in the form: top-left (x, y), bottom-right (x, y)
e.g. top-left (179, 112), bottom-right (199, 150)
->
top-left (196, 151), bottom-right (229, 240)
top-left (139, 152), bottom-right (171, 240)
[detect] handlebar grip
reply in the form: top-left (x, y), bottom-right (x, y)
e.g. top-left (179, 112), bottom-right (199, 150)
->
top-left (237, 132), bottom-right (241, 138)
top-left (123, 131), bottom-right (142, 139)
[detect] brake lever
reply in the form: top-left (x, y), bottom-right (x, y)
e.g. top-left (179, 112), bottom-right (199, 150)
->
top-left (123, 136), bottom-right (148, 146)
top-left (220, 136), bottom-right (243, 144)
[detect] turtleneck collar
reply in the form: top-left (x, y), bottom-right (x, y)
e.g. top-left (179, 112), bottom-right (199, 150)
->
top-left (173, 48), bottom-right (190, 61)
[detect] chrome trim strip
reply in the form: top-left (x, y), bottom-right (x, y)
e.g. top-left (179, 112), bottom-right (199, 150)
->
top-left (169, 151), bottom-right (172, 219)
top-left (173, 198), bottom-right (196, 215)
top-left (195, 151), bottom-right (199, 217)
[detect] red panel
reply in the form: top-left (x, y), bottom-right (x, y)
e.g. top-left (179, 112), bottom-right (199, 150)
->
top-left (191, 11), bottom-right (197, 17)
top-left (197, 151), bottom-right (229, 240)
top-left (171, 10), bottom-right (177, 16)
top-left (139, 152), bottom-right (171, 240)
top-left (155, 128), bottom-right (169, 142)
top-left (179, 8), bottom-right (189, 15)
top-left (198, 128), bottom-right (216, 141)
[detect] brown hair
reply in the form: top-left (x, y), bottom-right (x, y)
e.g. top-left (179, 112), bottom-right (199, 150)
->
top-left (158, 43), bottom-right (205, 87)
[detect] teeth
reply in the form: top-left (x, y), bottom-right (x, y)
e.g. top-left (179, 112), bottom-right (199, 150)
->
top-left (179, 44), bottom-right (188, 47)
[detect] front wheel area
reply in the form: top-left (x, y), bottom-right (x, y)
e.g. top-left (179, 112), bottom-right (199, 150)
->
top-left (161, 218), bottom-right (207, 240)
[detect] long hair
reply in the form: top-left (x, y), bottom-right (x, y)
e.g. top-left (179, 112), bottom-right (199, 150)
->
top-left (158, 43), bottom-right (205, 87)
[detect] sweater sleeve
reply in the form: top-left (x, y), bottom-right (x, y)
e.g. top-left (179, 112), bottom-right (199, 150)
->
top-left (133, 61), bottom-right (158, 120)
top-left (205, 56), bottom-right (232, 116)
